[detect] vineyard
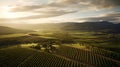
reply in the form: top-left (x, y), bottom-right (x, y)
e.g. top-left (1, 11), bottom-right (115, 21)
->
top-left (0, 44), bottom-right (120, 67)
top-left (55, 45), bottom-right (120, 67)
top-left (0, 46), bottom-right (91, 67)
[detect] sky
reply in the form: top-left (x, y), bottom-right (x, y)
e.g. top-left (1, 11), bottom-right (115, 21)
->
top-left (0, 0), bottom-right (120, 24)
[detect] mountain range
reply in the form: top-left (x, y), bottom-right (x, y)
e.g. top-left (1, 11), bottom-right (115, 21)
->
top-left (0, 21), bottom-right (120, 34)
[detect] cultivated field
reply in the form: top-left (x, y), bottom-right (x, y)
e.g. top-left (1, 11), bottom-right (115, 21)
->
top-left (0, 31), bottom-right (120, 67)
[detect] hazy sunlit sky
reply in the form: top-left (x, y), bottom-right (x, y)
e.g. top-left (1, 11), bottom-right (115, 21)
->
top-left (0, 0), bottom-right (120, 24)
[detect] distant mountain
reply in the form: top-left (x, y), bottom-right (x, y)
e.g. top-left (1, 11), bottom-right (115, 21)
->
top-left (61, 21), bottom-right (120, 33)
top-left (0, 26), bottom-right (31, 35)
top-left (2, 21), bottom-right (120, 33)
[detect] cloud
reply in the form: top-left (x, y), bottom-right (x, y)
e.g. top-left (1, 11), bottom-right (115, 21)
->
top-left (103, 12), bottom-right (120, 17)
top-left (11, 5), bottom-right (43, 12)
top-left (1, 0), bottom-right (120, 23)
top-left (53, 0), bottom-right (120, 8)
top-left (10, 0), bottom-right (120, 18)
top-left (17, 10), bottom-right (76, 19)
top-left (90, 0), bottom-right (120, 8)
top-left (78, 12), bottom-right (120, 22)
top-left (48, 0), bottom-right (119, 8)
top-left (9, 3), bottom-right (77, 19)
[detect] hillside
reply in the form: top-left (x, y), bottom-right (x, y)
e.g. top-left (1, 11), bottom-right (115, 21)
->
top-left (0, 26), bottom-right (31, 35)
top-left (5, 21), bottom-right (120, 33)
top-left (62, 21), bottom-right (120, 33)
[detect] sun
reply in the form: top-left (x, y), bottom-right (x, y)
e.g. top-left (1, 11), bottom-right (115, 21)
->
top-left (1, 6), bottom-right (17, 18)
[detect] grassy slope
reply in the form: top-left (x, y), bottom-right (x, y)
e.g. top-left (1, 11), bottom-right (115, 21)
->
top-left (0, 26), bottom-right (31, 35)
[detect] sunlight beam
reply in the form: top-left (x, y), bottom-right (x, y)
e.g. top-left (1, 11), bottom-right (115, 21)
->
top-left (1, 6), bottom-right (17, 18)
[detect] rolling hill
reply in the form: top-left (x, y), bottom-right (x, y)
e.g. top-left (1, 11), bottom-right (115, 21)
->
top-left (61, 21), bottom-right (120, 33)
top-left (0, 26), bottom-right (31, 35)
top-left (5, 21), bottom-right (120, 33)
top-left (1, 21), bottom-right (120, 33)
